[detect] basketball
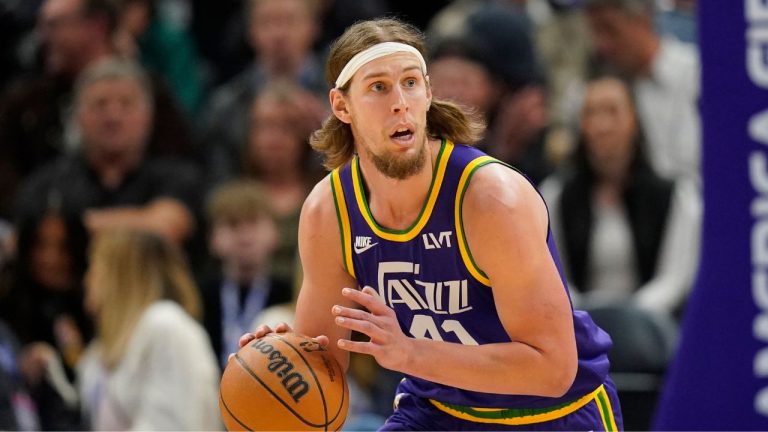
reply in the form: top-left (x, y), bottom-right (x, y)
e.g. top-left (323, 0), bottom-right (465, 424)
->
top-left (219, 332), bottom-right (349, 431)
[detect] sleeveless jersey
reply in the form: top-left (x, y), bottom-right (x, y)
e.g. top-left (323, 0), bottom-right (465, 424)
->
top-left (330, 140), bottom-right (612, 410)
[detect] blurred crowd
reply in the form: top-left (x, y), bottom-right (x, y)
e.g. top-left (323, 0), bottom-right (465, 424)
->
top-left (0, 0), bottom-right (700, 430)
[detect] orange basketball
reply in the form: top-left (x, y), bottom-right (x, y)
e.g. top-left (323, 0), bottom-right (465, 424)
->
top-left (219, 332), bottom-right (349, 431)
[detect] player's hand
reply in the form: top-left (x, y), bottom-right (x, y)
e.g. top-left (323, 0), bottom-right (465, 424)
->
top-left (228, 323), bottom-right (330, 362)
top-left (239, 322), bottom-right (293, 348)
top-left (332, 286), bottom-right (411, 372)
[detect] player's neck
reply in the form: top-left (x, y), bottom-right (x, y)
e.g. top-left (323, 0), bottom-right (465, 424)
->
top-left (358, 139), bottom-right (440, 231)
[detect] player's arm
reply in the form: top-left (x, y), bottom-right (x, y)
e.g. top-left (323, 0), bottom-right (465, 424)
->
top-left (293, 177), bottom-right (359, 371)
top-left (334, 164), bottom-right (577, 397)
top-left (461, 164), bottom-right (578, 395)
top-left (291, 177), bottom-right (358, 370)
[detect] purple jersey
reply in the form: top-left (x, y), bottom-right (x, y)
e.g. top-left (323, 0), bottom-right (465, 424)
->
top-left (330, 140), bottom-right (613, 413)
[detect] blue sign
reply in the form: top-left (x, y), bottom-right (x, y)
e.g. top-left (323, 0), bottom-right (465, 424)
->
top-left (654, 0), bottom-right (768, 429)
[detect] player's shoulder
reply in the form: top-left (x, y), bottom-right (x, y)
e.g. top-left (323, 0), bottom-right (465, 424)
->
top-left (300, 174), bottom-right (337, 226)
top-left (463, 162), bottom-right (541, 212)
top-left (461, 163), bottom-right (549, 238)
top-left (299, 173), bottom-right (346, 261)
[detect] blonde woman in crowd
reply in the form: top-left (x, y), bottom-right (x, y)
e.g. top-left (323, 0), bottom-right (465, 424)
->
top-left (78, 229), bottom-right (221, 430)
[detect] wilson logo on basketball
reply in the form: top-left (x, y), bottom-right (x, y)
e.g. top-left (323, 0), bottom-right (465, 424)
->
top-left (250, 339), bottom-right (310, 402)
top-left (299, 340), bottom-right (340, 382)
top-left (299, 340), bottom-right (325, 353)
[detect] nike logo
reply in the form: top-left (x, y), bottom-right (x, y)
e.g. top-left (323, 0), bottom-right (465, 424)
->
top-left (354, 236), bottom-right (378, 254)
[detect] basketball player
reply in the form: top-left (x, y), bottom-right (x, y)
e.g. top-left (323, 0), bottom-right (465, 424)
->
top-left (240, 18), bottom-right (623, 430)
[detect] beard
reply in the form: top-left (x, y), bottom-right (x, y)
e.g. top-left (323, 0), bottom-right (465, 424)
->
top-left (364, 136), bottom-right (428, 180)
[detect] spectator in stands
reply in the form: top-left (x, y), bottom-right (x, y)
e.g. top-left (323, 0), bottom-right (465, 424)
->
top-left (114, 0), bottom-right (204, 114)
top-left (428, 37), bottom-right (497, 121)
top-left (15, 58), bottom-right (201, 246)
top-left (198, 0), bottom-right (326, 185)
top-left (1, 211), bottom-right (91, 354)
top-left (539, 75), bottom-right (701, 318)
top-left (0, 0), bottom-right (194, 223)
top-left (428, 2), bottom-right (556, 184)
top-left (0, 210), bottom-right (90, 430)
top-left (78, 229), bottom-right (220, 430)
top-left (242, 83), bottom-right (324, 287)
top-left (585, 0), bottom-right (700, 182)
top-left (201, 180), bottom-right (292, 368)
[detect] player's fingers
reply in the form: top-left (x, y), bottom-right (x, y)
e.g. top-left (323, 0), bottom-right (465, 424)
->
top-left (274, 322), bottom-right (292, 333)
top-left (336, 339), bottom-right (376, 356)
top-left (253, 325), bottom-right (272, 336)
top-left (332, 305), bottom-right (374, 322)
top-left (334, 315), bottom-right (385, 340)
top-left (313, 335), bottom-right (330, 347)
top-left (342, 287), bottom-right (389, 315)
top-left (360, 286), bottom-right (381, 298)
top-left (239, 332), bottom-right (259, 347)
top-left (361, 286), bottom-right (397, 318)
top-left (332, 305), bottom-right (393, 333)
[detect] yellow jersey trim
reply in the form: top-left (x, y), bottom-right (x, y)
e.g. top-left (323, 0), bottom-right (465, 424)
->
top-left (595, 385), bottom-right (618, 431)
top-left (429, 385), bottom-right (605, 426)
top-left (350, 140), bottom-right (453, 242)
top-left (330, 169), bottom-right (355, 278)
top-left (454, 156), bottom-right (498, 286)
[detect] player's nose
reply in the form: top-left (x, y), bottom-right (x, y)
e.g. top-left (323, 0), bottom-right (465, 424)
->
top-left (391, 86), bottom-right (408, 113)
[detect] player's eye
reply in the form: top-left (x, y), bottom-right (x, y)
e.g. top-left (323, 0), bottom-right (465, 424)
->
top-left (404, 78), bottom-right (417, 87)
top-left (371, 82), bottom-right (385, 92)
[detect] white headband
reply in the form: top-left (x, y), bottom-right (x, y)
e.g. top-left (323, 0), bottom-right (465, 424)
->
top-left (334, 42), bottom-right (427, 89)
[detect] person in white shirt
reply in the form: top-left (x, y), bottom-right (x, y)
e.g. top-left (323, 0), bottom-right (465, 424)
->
top-left (79, 229), bottom-right (221, 430)
top-left (585, 0), bottom-right (701, 184)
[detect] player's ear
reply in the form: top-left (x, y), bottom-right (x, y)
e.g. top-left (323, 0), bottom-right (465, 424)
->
top-left (330, 89), bottom-right (352, 124)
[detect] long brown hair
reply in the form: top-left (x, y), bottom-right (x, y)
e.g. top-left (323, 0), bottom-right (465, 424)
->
top-left (310, 18), bottom-right (485, 170)
top-left (89, 229), bottom-right (201, 369)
